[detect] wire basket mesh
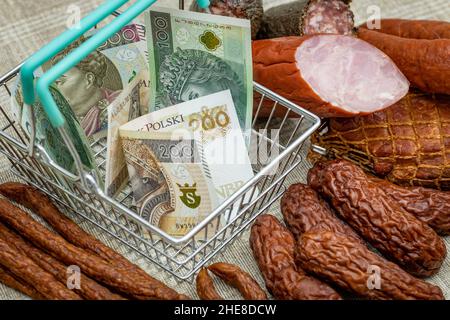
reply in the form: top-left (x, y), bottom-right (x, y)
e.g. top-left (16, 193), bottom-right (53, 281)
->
top-left (0, 2), bottom-right (321, 281)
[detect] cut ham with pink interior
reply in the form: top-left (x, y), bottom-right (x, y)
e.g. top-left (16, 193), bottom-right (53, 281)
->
top-left (253, 35), bottom-right (410, 118)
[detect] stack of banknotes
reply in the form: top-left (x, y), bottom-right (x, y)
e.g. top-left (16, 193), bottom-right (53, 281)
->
top-left (11, 7), bottom-right (255, 238)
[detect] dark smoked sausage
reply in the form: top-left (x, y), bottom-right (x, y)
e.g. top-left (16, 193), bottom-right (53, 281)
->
top-left (250, 214), bottom-right (341, 300)
top-left (308, 160), bottom-right (447, 277)
top-left (296, 228), bottom-right (444, 300)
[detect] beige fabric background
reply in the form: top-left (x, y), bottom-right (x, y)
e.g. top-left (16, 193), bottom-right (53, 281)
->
top-left (0, 0), bottom-right (449, 300)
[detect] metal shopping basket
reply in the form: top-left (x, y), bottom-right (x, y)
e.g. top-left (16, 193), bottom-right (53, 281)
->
top-left (0, 0), bottom-right (320, 281)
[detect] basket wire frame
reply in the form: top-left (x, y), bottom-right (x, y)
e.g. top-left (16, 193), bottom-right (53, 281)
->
top-left (0, 3), bottom-right (321, 281)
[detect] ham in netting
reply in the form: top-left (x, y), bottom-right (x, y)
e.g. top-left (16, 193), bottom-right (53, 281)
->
top-left (253, 35), bottom-right (410, 117)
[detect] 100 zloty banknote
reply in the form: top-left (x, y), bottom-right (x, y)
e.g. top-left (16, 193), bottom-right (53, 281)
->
top-left (146, 7), bottom-right (253, 144)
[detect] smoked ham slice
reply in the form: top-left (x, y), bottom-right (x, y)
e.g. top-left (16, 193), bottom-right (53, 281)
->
top-left (252, 35), bottom-right (409, 118)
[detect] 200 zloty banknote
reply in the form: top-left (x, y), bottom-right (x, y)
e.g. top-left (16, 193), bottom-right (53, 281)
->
top-left (119, 90), bottom-right (255, 238)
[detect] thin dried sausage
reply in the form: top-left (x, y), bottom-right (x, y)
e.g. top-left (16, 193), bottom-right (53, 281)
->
top-left (208, 263), bottom-right (267, 300)
top-left (0, 265), bottom-right (45, 300)
top-left (196, 268), bottom-right (223, 300)
top-left (0, 237), bottom-right (81, 300)
top-left (0, 198), bottom-right (186, 300)
top-left (0, 222), bottom-right (124, 300)
top-left (0, 182), bottom-right (186, 299)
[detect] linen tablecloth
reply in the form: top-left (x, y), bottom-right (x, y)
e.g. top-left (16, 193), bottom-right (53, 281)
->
top-left (0, 0), bottom-right (449, 300)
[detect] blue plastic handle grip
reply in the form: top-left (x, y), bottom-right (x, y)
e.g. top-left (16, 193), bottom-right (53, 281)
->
top-left (20, 0), bottom-right (129, 105)
top-left (197, 0), bottom-right (211, 8)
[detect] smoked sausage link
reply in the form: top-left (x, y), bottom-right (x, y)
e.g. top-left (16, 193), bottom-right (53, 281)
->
top-left (308, 160), bottom-right (447, 277)
top-left (359, 19), bottom-right (450, 40)
top-left (250, 214), bottom-right (341, 300)
top-left (296, 228), bottom-right (444, 300)
top-left (358, 28), bottom-right (450, 94)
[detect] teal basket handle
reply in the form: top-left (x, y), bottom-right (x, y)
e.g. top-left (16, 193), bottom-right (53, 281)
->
top-left (20, 0), bottom-right (130, 106)
top-left (36, 0), bottom-right (157, 128)
top-left (36, 0), bottom-right (210, 128)
top-left (197, 0), bottom-right (211, 8)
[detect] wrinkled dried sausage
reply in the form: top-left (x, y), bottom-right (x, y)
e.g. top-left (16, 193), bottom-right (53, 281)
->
top-left (308, 160), bottom-right (446, 277)
top-left (296, 228), bottom-right (444, 300)
top-left (281, 183), bottom-right (362, 243)
top-left (250, 214), bottom-right (341, 300)
top-left (368, 177), bottom-right (450, 235)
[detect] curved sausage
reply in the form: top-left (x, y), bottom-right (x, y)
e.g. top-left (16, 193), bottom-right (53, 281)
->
top-left (208, 263), bottom-right (267, 300)
top-left (196, 268), bottom-right (223, 300)
top-left (250, 214), bottom-right (341, 300)
top-left (308, 160), bottom-right (447, 277)
top-left (358, 28), bottom-right (450, 94)
top-left (359, 19), bottom-right (450, 40)
top-left (296, 228), bottom-right (444, 300)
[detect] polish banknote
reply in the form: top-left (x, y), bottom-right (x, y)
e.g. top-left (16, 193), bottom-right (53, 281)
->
top-left (10, 24), bottom-right (148, 178)
top-left (145, 7), bottom-right (253, 143)
top-left (41, 23), bottom-right (148, 139)
top-left (119, 90), bottom-right (255, 238)
top-left (105, 71), bottom-right (150, 197)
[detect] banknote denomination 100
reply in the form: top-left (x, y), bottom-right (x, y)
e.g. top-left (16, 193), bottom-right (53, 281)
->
top-left (146, 7), bottom-right (253, 143)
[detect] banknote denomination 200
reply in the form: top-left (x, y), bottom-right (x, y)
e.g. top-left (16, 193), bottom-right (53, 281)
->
top-left (120, 90), bottom-right (255, 238)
